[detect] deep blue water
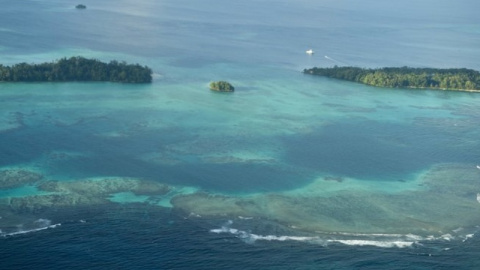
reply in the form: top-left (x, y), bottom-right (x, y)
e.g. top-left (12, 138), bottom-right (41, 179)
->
top-left (1, 208), bottom-right (480, 270)
top-left (2, 0), bottom-right (480, 269)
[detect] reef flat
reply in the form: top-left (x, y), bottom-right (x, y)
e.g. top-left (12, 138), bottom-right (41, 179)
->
top-left (0, 169), bottom-right (43, 189)
top-left (0, 175), bottom-right (170, 231)
top-left (171, 163), bottom-right (480, 235)
top-left (1, 163), bottom-right (479, 242)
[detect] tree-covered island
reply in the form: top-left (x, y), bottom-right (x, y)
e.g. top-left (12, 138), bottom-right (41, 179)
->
top-left (304, 66), bottom-right (480, 92)
top-left (209, 81), bottom-right (235, 92)
top-left (0, 57), bottom-right (152, 83)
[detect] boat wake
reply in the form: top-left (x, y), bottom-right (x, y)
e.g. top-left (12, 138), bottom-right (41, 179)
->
top-left (324, 55), bottom-right (347, 65)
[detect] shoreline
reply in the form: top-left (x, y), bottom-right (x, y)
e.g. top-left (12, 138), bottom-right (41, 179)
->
top-left (304, 66), bottom-right (480, 93)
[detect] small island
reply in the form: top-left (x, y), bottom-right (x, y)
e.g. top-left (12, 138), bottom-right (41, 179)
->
top-left (0, 56), bottom-right (152, 83)
top-left (209, 81), bottom-right (235, 92)
top-left (304, 66), bottom-right (480, 92)
top-left (75, 4), bottom-right (86, 9)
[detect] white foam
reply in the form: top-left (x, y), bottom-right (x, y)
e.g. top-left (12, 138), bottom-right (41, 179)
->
top-left (188, 212), bottom-right (202, 218)
top-left (1, 219), bottom-right (61, 238)
top-left (405, 234), bottom-right (425, 241)
top-left (331, 231), bottom-right (407, 238)
top-left (452, 227), bottom-right (464, 233)
top-left (210, 220), bottom-right (480, 248)
top-left (462, 234), bottom-right (475, 242)
top-left (441, 234), bottom-right (454, 241)
top-left (329, 239), bottom-right (413, 248)
top-left (248, 234), bottom-right (318, 242)
top-left (210, 221), bottom-right (415, 248)
top-left (211, 226), bottom-right (323, 245)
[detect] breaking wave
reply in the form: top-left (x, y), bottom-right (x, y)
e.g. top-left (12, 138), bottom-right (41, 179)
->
top-left (1, 219), bottom-right (61, 238)
top-left (210, 220), bottom-right (477, 248)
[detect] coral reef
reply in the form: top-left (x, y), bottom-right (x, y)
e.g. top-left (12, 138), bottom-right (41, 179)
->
top-left (0, 169), bottom-right (43, 189)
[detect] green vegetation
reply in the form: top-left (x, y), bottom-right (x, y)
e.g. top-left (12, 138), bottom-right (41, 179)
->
top-left (0, 56), bottom-right (152, 83)
top-left (304, 66), bottom-right (480, 92)
top-left (209, 81), bottom-right (234, 92)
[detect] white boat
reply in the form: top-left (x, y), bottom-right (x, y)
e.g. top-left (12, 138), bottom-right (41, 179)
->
top-left (306, 49), bottom-right (314, 54)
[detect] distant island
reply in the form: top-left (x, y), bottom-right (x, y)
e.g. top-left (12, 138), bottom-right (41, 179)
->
top-left (209, 81), bottom-right (234, 92)
top-left (0, 56), bottom-right (152, 83)
top-left (75, 4), bottom-right (86, 9)
top-left (304, 66), bottom-right (480, 92)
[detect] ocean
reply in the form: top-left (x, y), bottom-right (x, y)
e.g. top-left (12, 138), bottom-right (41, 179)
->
top-left (1, 0), bottom-right (480, 269)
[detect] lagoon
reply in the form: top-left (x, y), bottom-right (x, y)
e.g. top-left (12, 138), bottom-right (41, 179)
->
top-left (1, 0), bottom-right (480, 269)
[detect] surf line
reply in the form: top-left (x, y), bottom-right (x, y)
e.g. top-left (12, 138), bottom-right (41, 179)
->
top-left (209, 220), bottom-right (415, 248)
top-left (1, 224), bottom-right (61, 237)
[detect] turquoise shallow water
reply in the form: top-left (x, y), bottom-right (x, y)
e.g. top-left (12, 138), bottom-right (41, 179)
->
top-left (1, 0), bottom-right (480, 268)
top-left (1, 75), bottom-right (478, 192)
top-left (3, 71), bottom-right (480, 186)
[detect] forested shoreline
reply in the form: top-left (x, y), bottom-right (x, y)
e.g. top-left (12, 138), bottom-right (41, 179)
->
top-left (0, 57), bottom-right (152, 83)
top-left (304, 66), bottom-right (480, 92)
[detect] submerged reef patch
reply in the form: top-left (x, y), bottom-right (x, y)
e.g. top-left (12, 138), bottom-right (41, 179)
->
top-left (172, 163), bottom-right (480, 236)
top-left (0, 176), bottom-right (173, 235)
top-left (0, 169), bottom-right (43, 189)
top-left (1, 177), bottom-right (170, 215)
top-left (1, 164), bottom-right (480, 239)
top-left (38, 177), bottom-right (170, 197)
